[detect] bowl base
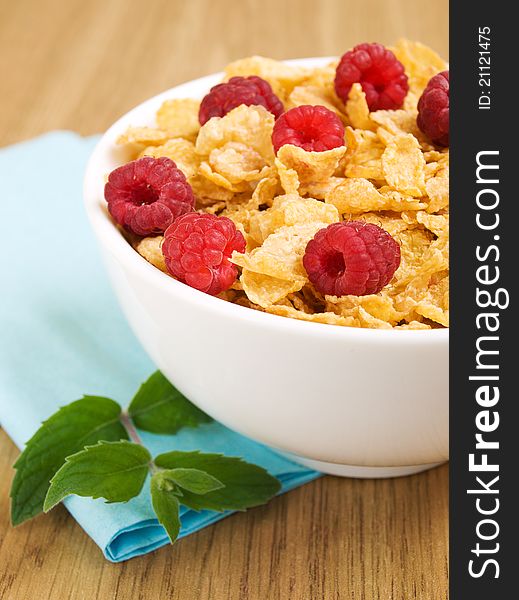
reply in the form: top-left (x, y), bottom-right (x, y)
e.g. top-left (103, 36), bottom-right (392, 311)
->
top-left (282, 454), bottom-right (446, 478)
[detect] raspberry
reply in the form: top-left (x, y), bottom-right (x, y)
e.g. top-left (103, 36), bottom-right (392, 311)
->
top-left (417, 71), bottom-right (449, 146)
top-left (334, 43), bottom-right (409, 111)
top-left (198, 76), bottom-right (284, 125)
top-left (162, 213), bottom-right (246, 295)
top-left (105, 157), bottom-right (194, 236)
top-left (303, 221), bottom-right (401, 296)
top-left (271, 105), bottom-right (345, 153)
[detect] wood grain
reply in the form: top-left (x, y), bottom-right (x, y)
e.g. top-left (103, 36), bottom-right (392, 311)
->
top-left (1, 430), bottom-right (448, 600)
top-left (0, 0), bottom-right (449, 598)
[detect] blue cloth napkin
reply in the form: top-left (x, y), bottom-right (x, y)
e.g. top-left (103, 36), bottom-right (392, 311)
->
top-left (0, 132), bottom-right (320, 562)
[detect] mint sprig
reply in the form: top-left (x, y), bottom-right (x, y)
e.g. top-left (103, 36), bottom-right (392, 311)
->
top-left (10, 396), bottom-right (128, 525)
top-left (128, 371), bottom-right (212, 434)
top-left (10, 371), bottom-right (281, 548)
top-left (160, 468), bottom-right (225, 495)
top-left (43, 441), bottom-right (151, 511)
top-left (155, 451), bottom-right (281, 512)
top-left (150, 474), bottom-right (181, 543)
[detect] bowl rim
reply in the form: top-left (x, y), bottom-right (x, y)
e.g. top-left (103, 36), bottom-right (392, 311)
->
top-left (83, 56), bottom-right (448, 345)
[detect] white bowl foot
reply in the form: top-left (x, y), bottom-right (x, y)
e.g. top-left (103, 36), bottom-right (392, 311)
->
top-left (282, 454), bottom-right (446, 478)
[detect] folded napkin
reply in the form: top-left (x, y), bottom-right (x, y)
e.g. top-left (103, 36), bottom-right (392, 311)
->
top-left (0, 132), bottom-right (319, 562)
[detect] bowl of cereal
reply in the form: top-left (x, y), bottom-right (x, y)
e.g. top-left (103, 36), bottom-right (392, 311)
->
top-left (84, 41), bottom-right (449, 477)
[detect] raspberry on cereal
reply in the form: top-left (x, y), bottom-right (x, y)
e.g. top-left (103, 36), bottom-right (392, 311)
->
top-left (303, 221), bottom-right (401, 296)
top-left (104, 157), bottom-right (194, 236)
top-left (417, 71), bottom-right (449, 146)
top-left (271, 105), bottom-right (345, 153)
top-left (162, 213), bottom-right (246, 296)
top-left (334, 43), bottom-right (409, 111)
top-left (198, 76), bottom-right (284, 125)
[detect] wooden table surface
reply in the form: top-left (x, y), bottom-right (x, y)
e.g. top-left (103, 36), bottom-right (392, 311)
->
top-left (0, 1), bottom-right (449, 598)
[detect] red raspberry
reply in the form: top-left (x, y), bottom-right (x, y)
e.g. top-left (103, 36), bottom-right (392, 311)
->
top-left (271, 105), bottom-right (345, 153)
top-left (303, 221), bottom-right (401, 296)
top-left (417, 71), bottom-right (449, 146)
top-left (162, 213), bottom-right (246, 295)
top-left (334, 43), bottom-right (409, 111)
top-left (199, 76), bottom-right (284, 125)
top-left (105, 157), bottom-right (194, 236)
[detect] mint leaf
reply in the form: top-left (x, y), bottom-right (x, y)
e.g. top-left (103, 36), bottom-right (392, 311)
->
top-left (43, 441), bottom-right (150, 512)
top-left (128, 371), bottom-right (212, 434)
top-left (150, 473), bottom-right (181, 543)
top-left (11, 396), bottom-right (128, 525)
top-left (161, 468), bottom-right (224, 495)
top-left (154, 451), bottom-right (281, 512)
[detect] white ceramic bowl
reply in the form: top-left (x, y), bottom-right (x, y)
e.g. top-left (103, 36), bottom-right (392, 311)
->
top-left (84, 58), bottom-right (449, 478)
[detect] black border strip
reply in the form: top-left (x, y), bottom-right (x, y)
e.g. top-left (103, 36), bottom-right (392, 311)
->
top-left (450, 2), bottom-right (513, 597)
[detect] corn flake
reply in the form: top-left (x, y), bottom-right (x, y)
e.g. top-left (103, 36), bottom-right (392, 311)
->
top-left (198, 161), bottom-right (250, 192)
top-left (300, 61), bottom-right (338, 91)
top-left (224, 56), bottom-right (311, 101)
top-left (342, 127), bottom-right (385, 180)
top-left (288, 85), bottom-right (346, 121)
top-left (345, 84), bottom-right (374, 130)
top-left (395, 321), bottom-right (432, 330)
top-left (241, 270), bottom-right (304, 307)
top-left (275, 158), bottom-right (300, 194)
top-left (382, 133), bottom-right (426, 196)
top-left (425, 166), bottom-right (449, 213)
top-left (371, 109), bottom-right (420, 137)
top-left (139, 138), bottom-right (200, 179)
top-left (358, 212), bottom-right (415, 237)
top-left (189, 174), bottom-right (235, 203)
top-left (232, 221), bottom-right (326, 282)
top-left (249, 194), bottom-right (339, 244)
top-left (266, 304), bottom-right (360, 327)
top-left (134, 236), bottom-right (167, 273)
top-left (252, 175), bottom-right (281, 208)
top-left (326, 178), bottom-right (426, 214)
top-left (300, 177), bottom-right (344, 200)
top-left (196, 105), bottom-right (275, 163)
top-left (156, 98), bottom-right (200, 140)
top-left (208, 142), bottom-right (271, 185)
top-left (276, 144), bottom-right (346, 188)
top-left (326, 293), bottom-right (404, 327)
top-left (393, 39), bottom-right (447, 97)
top-left (118, 127), bottom-right (170, 147)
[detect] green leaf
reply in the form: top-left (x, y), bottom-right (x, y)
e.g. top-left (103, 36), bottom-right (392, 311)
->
top-left (128, 371), bottom-right (212, 434)
top-left (43, 441), bottom-right (151, 512)
top-left (150, 473), bottom-right (181, 543)
top-left (10, 396), bottom-right (128, 525)
top-left (154, 451), bottom-right (281, 512)
top-left (160, 468), bottom-right (224, 495)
